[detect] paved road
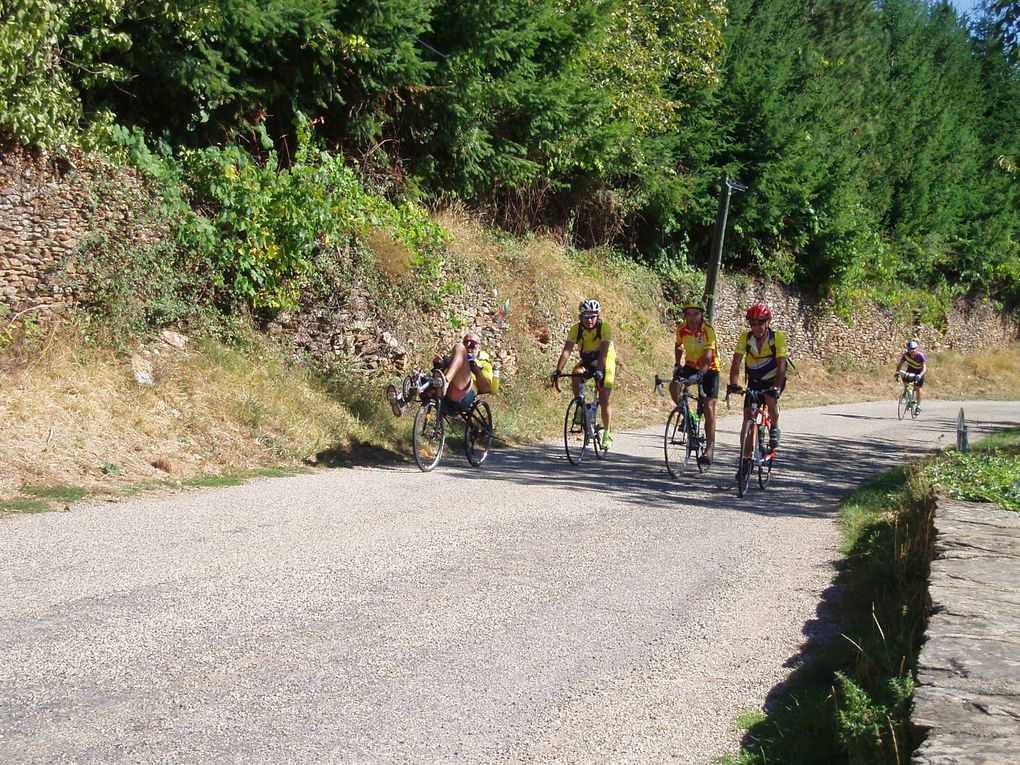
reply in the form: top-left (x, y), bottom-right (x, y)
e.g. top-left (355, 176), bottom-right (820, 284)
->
top-left (2, 400), bottom-right (1017, 764)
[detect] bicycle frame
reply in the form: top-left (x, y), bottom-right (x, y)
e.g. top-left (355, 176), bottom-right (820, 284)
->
top-left (408, 369), bottom-right (494, 471)
top-left (727, 386), bottom-right (776, 496)
top-left (654, 373), bottom-right (706, 478)
top-left (896, 371), bottom-right (919, 420)
top-left (554, 370), bottom-right (606, 464)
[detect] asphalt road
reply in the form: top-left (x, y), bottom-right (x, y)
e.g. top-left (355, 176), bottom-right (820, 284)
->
top-left (2, 399), bottom-right (1017, 764)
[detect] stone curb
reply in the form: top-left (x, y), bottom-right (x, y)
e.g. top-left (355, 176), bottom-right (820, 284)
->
top-left (911, 499), bottom-right (1020, 765)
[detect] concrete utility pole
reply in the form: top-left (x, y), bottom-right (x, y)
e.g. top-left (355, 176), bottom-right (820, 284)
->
top-left (704, 175), bottom-right (747, 322)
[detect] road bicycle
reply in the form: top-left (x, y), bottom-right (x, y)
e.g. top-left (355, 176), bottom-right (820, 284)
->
top-left (726, 385), bottom-right (776, 497)
top-left (895, 370), bottom-right (920, 420)
top-left (653, 371), bottom-right (708, 478)
top-left (397, 369), bottom-right (494, 472)
top-left (552, 370), bottom-right (607, 464)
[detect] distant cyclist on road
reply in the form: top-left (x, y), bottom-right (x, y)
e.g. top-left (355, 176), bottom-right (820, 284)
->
top-left (895, 339), bottom-right (927, 416)
top-left (551, 299), bottom-right (616, 450)
top-left (727, 303), bottom-right (788, 459)
top-left (671, 301), bottom-right (720, 466)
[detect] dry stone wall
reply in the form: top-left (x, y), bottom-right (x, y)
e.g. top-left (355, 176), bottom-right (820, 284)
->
top-left (705, 279), bottom-right (1017, 366)
top-left (1, 145), bottom-right (1015, 374)
top-left (0, 145), bottom-right (163, 321)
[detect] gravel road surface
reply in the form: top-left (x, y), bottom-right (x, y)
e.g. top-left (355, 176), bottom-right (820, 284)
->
top-left (2, 399), bottom-right (1017, 764)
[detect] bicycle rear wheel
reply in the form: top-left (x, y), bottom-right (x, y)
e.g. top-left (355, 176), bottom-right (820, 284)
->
top-left (564, 398), bottom-right (587, 465)
top-left (897, 389), bottom-right (907, 420)
top-left (465, 399), bottom-right (493, 466)
top-left (757, 424), bottom-right (772, 490)
top-left (737, 421), bottom-right (752, 497)
top-left (412, 400), bottom-right (445, 472)
top-left (593, 421), bottom-right (608, 460)
top-left (664, 404), bottom-right (692, 479)
top-left (691, 415), bottom-right (704, 473)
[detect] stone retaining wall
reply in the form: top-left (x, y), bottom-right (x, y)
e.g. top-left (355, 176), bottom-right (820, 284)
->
top-left (0, 145), bottom-right (162, 320)
top-left (911, 499), bottom-right (1020, 764)
top-left (706, 281), bottom-right (1017, 366)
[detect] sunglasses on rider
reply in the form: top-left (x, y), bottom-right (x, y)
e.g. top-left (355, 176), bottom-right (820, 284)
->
top-left (748, 318), bottom-right (768, 325)
top-left (580, 313), bottom-right (598, 319)
top-left (464, 339), bottom-right (480, 348)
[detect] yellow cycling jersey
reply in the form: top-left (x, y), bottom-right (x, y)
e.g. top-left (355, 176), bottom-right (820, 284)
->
top-left (675, 320), bottom-right (720, 372)
top-left (735, 328), bottom-right (788, 385)
top-left (567, 320), bottom-right (613, 361)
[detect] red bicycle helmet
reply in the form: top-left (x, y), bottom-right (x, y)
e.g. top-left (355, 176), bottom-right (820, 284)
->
top-left (745, 303), bottom-right (772, 321)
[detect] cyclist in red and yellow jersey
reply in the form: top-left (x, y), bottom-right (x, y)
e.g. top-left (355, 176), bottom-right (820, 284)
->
top-left (552, 299), bottom-right (617, 450)
top-left (727, 303), bottom-right (788, 452)
top-left (671, 301), bottom-right (720, 465)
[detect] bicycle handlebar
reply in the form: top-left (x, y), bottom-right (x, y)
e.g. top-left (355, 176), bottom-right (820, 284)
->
top-left (653, 373), bottom-right (701, 392)
top-left (724, 385), bottom-right (779, 408)
top-left (551, 368), bottom-right (602, 394)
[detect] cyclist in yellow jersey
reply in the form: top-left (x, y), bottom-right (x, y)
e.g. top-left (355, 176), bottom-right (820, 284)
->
top-left (552, 299), bottom-right (616, 450)
top-left (727, 303), bottom-right (787, 456)
top-left (671, 301), bottom-right (720, 465)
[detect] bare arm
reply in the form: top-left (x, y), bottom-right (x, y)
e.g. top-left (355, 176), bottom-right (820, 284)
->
top-left (728, 353), bottom-right (743, 387)
top-left (774, 357), bottom-right (787, 390)
top-left (700, 348), bottom-right (715, 375)
top-left (555, 342), bottom-right (575, 375)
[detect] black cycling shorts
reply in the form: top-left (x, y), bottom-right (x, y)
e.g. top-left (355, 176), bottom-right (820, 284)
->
top-left (745, 380), bottom-right (784, 409)
top-left (679, 366), bottom-right (720, 399)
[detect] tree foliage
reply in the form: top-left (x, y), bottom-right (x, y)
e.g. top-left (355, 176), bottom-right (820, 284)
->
top-left (0, 0), bottom-right (1016, 315)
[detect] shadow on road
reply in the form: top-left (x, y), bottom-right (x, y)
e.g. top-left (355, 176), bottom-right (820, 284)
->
top-left (376, 407), bottom-right (1020, 521)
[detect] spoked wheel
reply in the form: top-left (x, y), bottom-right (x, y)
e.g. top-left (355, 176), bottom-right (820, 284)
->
top-left (736, 422), bottom-right (753, 497)
top-left (691, 415), bottom-right (704, 473)
top-left (465, 399), bottom-right (493, 467)
top-left (412, 399), bottom-right (446, 472)
top-left (757, 424), bottom-right (772, 490)
top-left (593, 422), bottom-right (607, 460)
top-left (564, 398), bottom-right (587, 465)
top-left (897, 389), bottom-right (908, 420)
top-left (664, 404), bottom-right (692, 479)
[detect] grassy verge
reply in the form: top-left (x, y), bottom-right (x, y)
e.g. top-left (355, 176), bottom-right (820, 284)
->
top-left (724, 427), bottom-right (1020, 764)
top-left (926, 427), bottom-right (1020, 511)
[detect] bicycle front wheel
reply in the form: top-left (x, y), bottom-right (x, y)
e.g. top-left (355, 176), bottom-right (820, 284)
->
top-left (737, 421), bottom-right (753, 497)
top-left (664, 404), bottom-right (692, 479)
top-left (564, 398), bottom-right (587, 465)
top-left (757, 424), bottom-right (772, 490)
top-left (412, 400), bottom-right (446, 472)
top-left (897, 389), bottom-right (907, 420)
top-left (465, 399), bottom-right (493, 467)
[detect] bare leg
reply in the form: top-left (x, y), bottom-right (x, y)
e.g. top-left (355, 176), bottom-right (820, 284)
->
top-left (600, 388), bottom-right (612, 432)
top-left (704, 397), bottom-right (717, 455)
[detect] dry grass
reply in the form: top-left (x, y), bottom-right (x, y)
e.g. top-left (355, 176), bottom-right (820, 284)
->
top-left (0, 325), bottom-right (393, 509)
top-left (437, 210), bottom-right (675, 440)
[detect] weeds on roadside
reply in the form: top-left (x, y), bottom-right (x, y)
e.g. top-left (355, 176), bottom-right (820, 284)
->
top-left (925, 427), bottom-right (1020, 511)
top-left (725, 466), bottom-right (933, 765)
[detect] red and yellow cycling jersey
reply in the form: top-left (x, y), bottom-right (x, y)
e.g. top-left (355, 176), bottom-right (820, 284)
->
top-left (735, 328), bottom-right (788, 385)
top-left (675, 321), bottom-right (720, 372)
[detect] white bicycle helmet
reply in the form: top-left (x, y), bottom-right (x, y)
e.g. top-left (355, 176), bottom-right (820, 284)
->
top-left (579, 298), bottom-right (600, 315)
top-left (906, 339), bottom-right (919, 350)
